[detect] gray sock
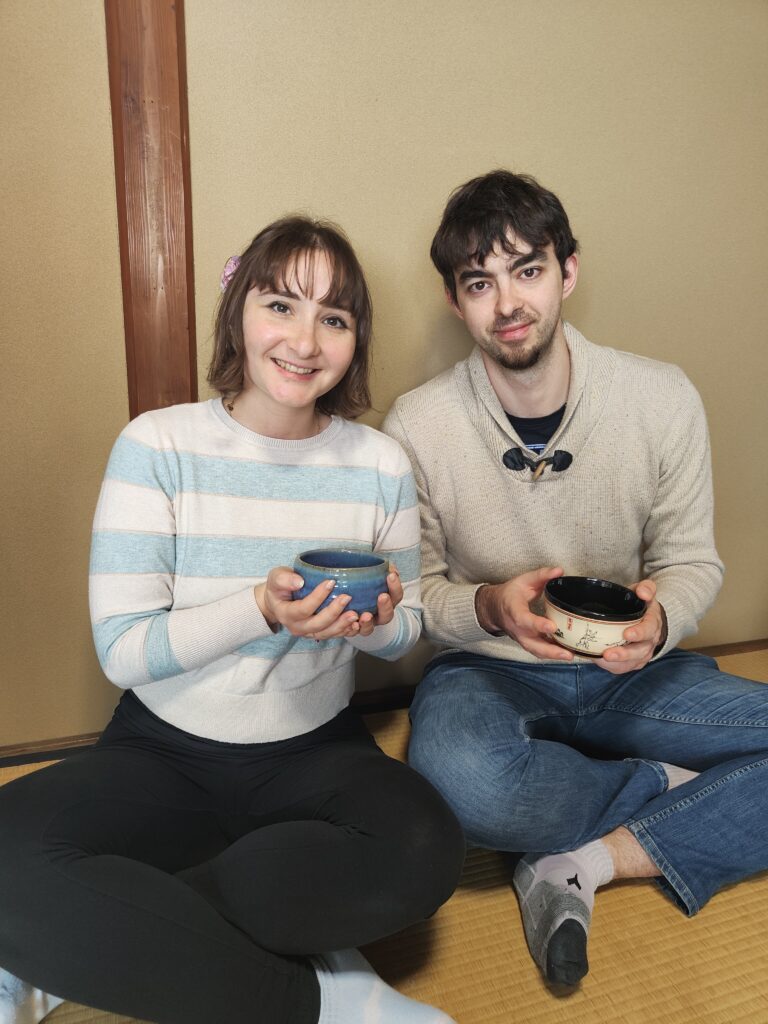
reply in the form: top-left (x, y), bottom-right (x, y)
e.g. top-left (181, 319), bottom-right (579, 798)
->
top-left (513, 841), bottom-right (614, 987)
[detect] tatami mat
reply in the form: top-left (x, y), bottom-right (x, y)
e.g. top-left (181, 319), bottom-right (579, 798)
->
top-left (3, 648), bottom-right (767, 1023)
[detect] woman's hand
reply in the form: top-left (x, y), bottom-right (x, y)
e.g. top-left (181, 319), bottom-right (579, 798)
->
top-left (355, 566), bottom-right (403, 638)
top-left (254, 568), bottom-right (362, 641)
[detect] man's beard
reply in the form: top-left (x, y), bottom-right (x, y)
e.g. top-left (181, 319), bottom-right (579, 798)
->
top-left (482, 309), bottom-right (560, 372)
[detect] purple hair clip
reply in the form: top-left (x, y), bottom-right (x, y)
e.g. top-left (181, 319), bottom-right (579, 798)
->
top-left (220, 255), bottom-right (241, 292)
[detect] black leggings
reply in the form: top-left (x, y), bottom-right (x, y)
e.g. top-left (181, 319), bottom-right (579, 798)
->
top-left (0, 693), bottom-right (464, 1024)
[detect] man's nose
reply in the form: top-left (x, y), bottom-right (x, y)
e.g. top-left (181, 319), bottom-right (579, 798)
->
top-left (495, 280), bottom-right (524, 318)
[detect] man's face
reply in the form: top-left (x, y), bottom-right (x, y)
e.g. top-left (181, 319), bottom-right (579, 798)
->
top-left (450, 236), bottom-right (577, 372)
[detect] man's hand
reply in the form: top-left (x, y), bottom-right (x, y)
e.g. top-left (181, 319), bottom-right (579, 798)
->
top-left (597, 578), bottom-right (667, 674)
top-left (254, 568), bottom-right (361, 641)
top-left (475, 566), bottom-right (574, 661)
top-left (355, 565), bottom-right (403, 638)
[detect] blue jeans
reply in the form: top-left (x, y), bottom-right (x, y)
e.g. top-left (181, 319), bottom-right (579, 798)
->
top-left (408, 648), bottom-right (768, 915)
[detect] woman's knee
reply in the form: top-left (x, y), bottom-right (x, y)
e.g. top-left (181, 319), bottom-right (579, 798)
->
top-left (365, 766), bottom-right (465, 919)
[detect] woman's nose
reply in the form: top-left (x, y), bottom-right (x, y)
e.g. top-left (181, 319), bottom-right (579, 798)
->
top-left (290, 321), bottom-right (321, 358)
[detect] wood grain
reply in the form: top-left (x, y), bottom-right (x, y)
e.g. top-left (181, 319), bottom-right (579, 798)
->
top-left (104, 0), bottom-right (197, 418)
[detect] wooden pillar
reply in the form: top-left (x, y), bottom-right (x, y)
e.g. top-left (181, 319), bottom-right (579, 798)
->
top-left (104, 0), bottom-right (197, 418)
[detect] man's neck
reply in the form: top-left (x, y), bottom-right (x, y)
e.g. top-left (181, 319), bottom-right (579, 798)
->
top-left (481, 325), bottom-right (571, 418)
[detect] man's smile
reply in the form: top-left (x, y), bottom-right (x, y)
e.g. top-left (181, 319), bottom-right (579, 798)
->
top-left (494, 320), bottom-right (535, 342)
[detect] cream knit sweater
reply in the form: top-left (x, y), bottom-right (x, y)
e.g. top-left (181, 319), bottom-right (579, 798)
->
top-left (383, 323), bottom-right (723, 664)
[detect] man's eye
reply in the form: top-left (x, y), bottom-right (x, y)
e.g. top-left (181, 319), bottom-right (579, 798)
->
top-left (468, 281), bottom-right (488, 293)
top-left (269, 301), bottom-right (290, 313)
top-left (520, 267), bottom-right (541, 279)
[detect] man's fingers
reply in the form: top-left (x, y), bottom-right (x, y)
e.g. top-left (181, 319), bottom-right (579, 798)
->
top-left (633, 578), bottom-right (657, 601)
top-left (520, 565), bottom-right (564, 593)
top-left (524, 635), bottom-right (574, 661)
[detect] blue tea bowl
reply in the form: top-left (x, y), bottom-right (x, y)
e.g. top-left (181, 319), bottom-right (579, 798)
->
top-left (292, 549), bottom-right (389, 616)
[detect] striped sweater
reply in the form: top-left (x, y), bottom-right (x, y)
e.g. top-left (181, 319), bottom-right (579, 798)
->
top-left (89, 398), bottom-right (422, 742)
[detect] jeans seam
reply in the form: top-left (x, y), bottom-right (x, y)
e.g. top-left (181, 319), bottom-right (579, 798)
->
top-left (625, 820), bottom-right (700, 915)
top-left (585, 703), bottom-right (768, 728)
top-left (637, 759), bottom-right (669, 790)
top-left (628, 756), bottom-right (768, 825)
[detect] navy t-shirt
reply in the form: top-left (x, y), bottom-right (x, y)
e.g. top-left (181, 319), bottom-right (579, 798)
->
top-left (507, 404), bottom-right (565, 456)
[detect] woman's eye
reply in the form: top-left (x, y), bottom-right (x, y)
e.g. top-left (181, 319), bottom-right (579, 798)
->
top-left (269, 301), bottom-right (290, 314)
top-left (324, 315), bottom-right (350, 330)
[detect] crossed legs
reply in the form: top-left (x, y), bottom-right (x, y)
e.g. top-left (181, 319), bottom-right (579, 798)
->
top-left (408, 650), bottom-right (768, 985)
top-left (0, 701), bottom-right (464, 1023)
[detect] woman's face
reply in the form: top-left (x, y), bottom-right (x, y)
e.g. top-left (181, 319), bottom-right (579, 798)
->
top-left (240, 251), bottom-right (356, 432)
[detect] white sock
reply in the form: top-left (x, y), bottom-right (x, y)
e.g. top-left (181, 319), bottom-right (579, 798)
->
top-left (312, 948), bottom-right (455, 1024)
top-left (0, 968), bottom-right (64, 1024)
top-left (513, 839), bottom-right (614, 986)
top-left (658, 761), bottom-right (700, 789)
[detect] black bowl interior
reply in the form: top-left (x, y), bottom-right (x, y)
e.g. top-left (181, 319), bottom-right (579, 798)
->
top-left (545, 576), bottom-right (646, 620)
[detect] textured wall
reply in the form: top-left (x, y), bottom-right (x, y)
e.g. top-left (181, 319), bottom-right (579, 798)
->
top-left (186, 0), bottom-right (767, 676)
top-left (1, 1), bottom-right (126, 745)
top-left (2, 1), bottom-right (766, 746)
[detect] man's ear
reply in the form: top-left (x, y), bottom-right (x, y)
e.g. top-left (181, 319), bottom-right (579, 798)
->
top-left (561, 254), bottom-right (579, 300)
top-left (445, 286), bottom-right (465, 320)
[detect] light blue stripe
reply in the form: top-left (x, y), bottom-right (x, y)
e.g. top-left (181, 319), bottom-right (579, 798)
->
top-left (90, 532), bottom-right (176, 575)
top-left (236, 633), bottom-right (346, 657)
top-left (91, 532), bottom-right (420, 582)
top-left (106, 437), bottom-right (175, 497)
top-left (92, 610), bottom-right (159, 668)
top-left (371, 636), bottom-right (410, 659)
top-left (145, 614), bottom-right (185, 680)
top-left (107, 438), bottom-right (417, 510)
top-left (384, 545), bottom-right (420, 582)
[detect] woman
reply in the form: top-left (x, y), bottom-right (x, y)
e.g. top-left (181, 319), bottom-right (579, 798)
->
top-left (0, 216), bottom-right (464, 1024)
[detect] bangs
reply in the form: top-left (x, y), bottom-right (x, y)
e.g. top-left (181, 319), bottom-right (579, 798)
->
top-left (209, 215), bottom-right (373, 417)
top-left (247, 234), bottom-right (369, 324)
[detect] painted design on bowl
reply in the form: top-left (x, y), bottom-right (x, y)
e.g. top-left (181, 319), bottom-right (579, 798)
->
top-left (544, 576), bottom-right (646, 657)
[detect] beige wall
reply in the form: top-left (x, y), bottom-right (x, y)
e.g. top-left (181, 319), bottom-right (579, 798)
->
top-left (1, 1), bottom-right (766, 746)
top-left (187, 0), bottom-right (768, 676)
top-left (1, 1), bottom-right (126, 746)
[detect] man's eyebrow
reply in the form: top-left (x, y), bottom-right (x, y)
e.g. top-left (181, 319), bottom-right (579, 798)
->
top-left (457, 268), bottom-right (491, 283)
top-left (457, 249), bottom-right (549, 282)
top-left (508, 249), bottom-right (548, 270)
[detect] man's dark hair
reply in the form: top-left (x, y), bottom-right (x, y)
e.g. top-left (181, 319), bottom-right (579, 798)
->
top-left (430, 170), bottom-right (579, 302)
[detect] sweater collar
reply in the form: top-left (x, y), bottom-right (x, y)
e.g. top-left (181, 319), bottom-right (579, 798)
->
top-left (457, 322), bottom-right (617, 472)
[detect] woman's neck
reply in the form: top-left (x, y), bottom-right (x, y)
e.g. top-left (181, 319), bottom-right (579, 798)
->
top-left (224, 394), bottom-right (328, 440)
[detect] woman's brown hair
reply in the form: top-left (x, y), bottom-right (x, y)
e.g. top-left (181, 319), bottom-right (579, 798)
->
top-left (207, 216), bottom-right (372, 418)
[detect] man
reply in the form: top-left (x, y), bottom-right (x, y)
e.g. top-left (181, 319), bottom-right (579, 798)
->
top-left (383, 169), bottom-right (768, 988)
